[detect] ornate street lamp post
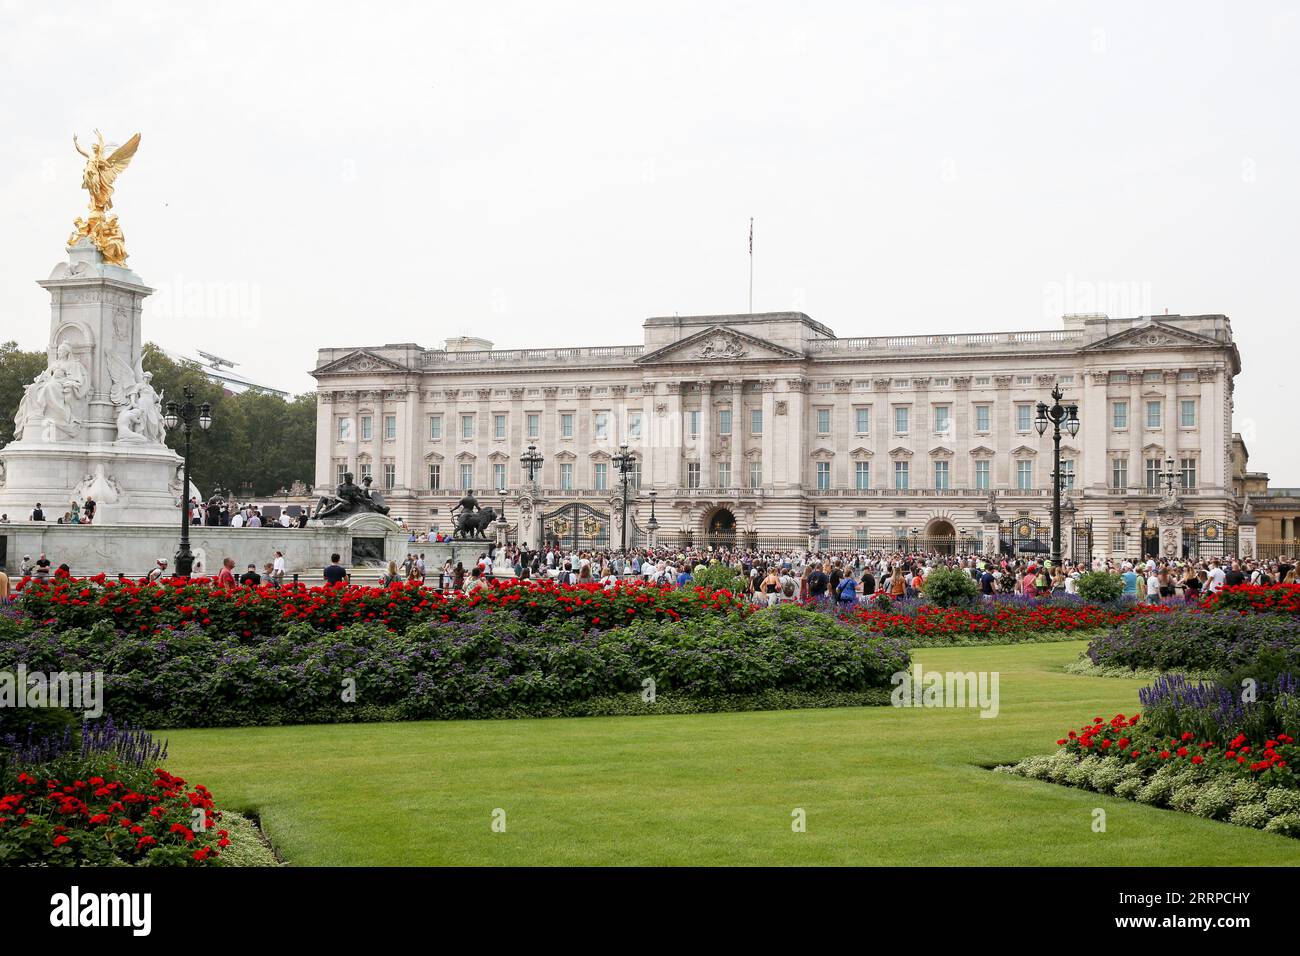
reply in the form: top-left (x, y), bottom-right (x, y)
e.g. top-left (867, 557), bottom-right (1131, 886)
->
top-left (646, 490), bottom-right (659, 548)
top-left (163, 385), bottom-right (212, 578)
top-left (1159, 456), bottom-right (1179, 497)
top-left (1035, 384), bottom-right (1081, 567)
top-left (612, 443), bottom-right (637, 556)
top-left (520, 442), bottom-right (544, 485)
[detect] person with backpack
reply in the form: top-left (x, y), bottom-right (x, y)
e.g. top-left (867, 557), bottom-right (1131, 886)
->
top-left (836, 573), bottom-right (858, 608)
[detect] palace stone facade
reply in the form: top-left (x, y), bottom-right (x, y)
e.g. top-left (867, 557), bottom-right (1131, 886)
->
top-left (312, 311), bottom-right (1241, 556)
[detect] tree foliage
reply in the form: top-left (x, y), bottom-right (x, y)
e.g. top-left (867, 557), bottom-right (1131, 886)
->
top-left (0, 341), bottom-right (315, 498)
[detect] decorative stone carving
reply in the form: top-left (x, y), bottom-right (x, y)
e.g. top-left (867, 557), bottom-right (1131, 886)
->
top-left (694, 331), bottom-right (747, 360)
top-left (994, 375), bottom-right (1014, 388)
top-left (775, 400), bottom-right (788, 416)
top-left (952, 376), bottom-right (972, 389)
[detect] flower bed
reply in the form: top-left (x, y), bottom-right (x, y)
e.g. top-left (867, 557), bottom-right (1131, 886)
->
top-left (0, 718), bottom-right (236, 866)
top-left (13, 576), bottom-right (749, 638)
top-left (850, 595), bottom-right (1169, 640)
top-left (0, 604), bottom-right (910, 729)
top-left (1086, 610), bottom-right (1300, 673)
top-left (997, 712), bottom-right (1300, 837)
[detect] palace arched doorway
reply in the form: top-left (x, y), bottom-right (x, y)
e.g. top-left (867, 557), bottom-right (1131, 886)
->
top-left (926, 518), bottom-right (957, 554)
top-left (704, 507), bottom-right (737, 547)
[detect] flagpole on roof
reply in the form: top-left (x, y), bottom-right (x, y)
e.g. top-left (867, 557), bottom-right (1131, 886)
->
top-left (748, 217), bottom-right (754, 314)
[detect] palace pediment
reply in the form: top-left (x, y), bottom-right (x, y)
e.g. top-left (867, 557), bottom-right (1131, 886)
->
top-left (635, 325), bottom-right (802, 366)
top-left (313, 349), bottom-right (409, 376)
top-left (1079, 321), bottom-right (1224, 354)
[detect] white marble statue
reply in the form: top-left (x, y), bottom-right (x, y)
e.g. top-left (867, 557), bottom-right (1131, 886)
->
top-left (13, 343), bottom-right (89, 441)
top-left (106, 352), bottom-right (166, 443)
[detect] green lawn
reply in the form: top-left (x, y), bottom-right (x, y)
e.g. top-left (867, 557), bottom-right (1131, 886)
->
top-left (162, 641), bottom-right (1300, 866)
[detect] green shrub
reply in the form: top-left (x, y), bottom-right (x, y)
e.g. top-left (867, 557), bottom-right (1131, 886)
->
top-left (1076, 570), bottom-right (1124, 603)
top-left (920, 567), bottom-right (979, 607)
top-left (689, 563), bottom-right (751, 595)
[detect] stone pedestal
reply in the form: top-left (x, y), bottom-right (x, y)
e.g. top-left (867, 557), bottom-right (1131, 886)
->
top-left (517, 485), bottom-right (543, 551)
top-left (1239, 519), bottom-right (1257, 560)
top-left (981, 514), bottom-right (1001, 556)
top-left (1157, 505), bottom-right (1187, 560)
top-left (0, 240), bottom-right (182, 524)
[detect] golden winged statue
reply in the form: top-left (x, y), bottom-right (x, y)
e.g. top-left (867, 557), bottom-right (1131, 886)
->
top-left (67, 129), bottom-right (141, 266)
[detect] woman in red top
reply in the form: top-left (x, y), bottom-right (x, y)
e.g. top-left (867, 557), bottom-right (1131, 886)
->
top-left (217, 557), bottom-right (238, 587)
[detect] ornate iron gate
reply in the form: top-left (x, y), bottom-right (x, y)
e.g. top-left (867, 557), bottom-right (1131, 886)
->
top-left (542, 503), bottom-right (610, 550)
top-left (1071, 518), bottom-right (1093, 563)
top-left (1010, 517), bottom-right (1051, 556)
top-left (1184, 519), bottom-right (1235, 560)
top-left (1140, 519), bottom-right (1160, 560)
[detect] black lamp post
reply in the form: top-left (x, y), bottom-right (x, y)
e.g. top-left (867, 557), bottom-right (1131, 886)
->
top-left (1035, 384), bottom-right (1080, 567)
top-left (612, 443), bottom-right (637, 555)
top-left (808, 514), bottom-right (820, 551)
top-left (911, 527), bottom-right (920, 552)
top-left (521, 442), bottom-right (544, 484)
top-left (646, 489), bottom-right (659, 543)
top-left (163, 385), bottom-right (212, 578)
top-left (1159, 456), bottom-right (1179, 497)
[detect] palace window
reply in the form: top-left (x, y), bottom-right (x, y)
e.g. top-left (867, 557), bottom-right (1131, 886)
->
top-left (1111, 457), bottom-right (1128, 490)
top-left (855, 407), bottom-right (870, 434)
top-left (1111, 530), bottom-right (1126, 551)
top-left (594, 462), bottom-right (608, 490)
top-left (1180, 399), bottom-right (1196, 427)
top-left (934, 460), bottom-right (950, 490)
top-left (975, 405), bottom-right (990, 432)
top-left (527, 413), bottom-right (540, 439)
top-left (817, 408), bottom-right (831, 434)
top-left (627, 412), bottom-right (642, 440)
top-left (359, 462), bottom-right (372, 482)
top-left (1016, 375), bottom-right (1032, 385)
top-left (686, 462), bottom-right (700, 489)
top-left (1016, 460), bottom-right (1033, 490)
top-left (974, 376), bottom-right (991, 386)
top-left (750, 409), bottom-right (763, 435)
top-left (459, 463), bottom-right (473, 490)
top-left (1112, 401), bottom-right (1128, 429)
top-left (1059, 459), bottom-right (1075, 490)
top-left (383, 462), bottom-right (396, 490)
top-left (1145, 458), bottom-right (1162, 490)
top-left (687, 410), bottom-right (700, 437)
top-left (461, 414), bottom-right (474, 439)
top-left (1016, 405), bottom-right (1032, 432)
top-left (628, 462), bottom-right (642, 489)
top-left (336, 462), bottom-right (347, 485)
top-left (594, 412), bottom-right (609, 440)
top-left (428, 464), bottom-right (441, 490)
top-left (815, 461), bottom-right (830, 490)
top-left (429, 415), bottom-right (442, 440)
top-left (749, 460), bottom-right (762, 488)
top-left (1146, 401), bottom-right (1162, 429)
top-left (1180, 458), bottom-right (1197, 489)
top-left (933, 405), bottom-right (950, 432)
top-left (718, 409), bottom-right (732, 435)
top-left (489, 463), bottom-right (504, 490)
top-left (855, 461), bottom-right (870, 490)
top-left (894, 407), bottom-right (909, 435)
top-left (493, 414), bottom-right (506, 439)
top-left (337, 417), bottom-right (352, 442)
top-left (717, 462), bottom-right (731, 489)
top-left (383, 415), bottom-right (396, 441)
top-left (893, 460), bottom-right (909, 490)
top-left (974, 459), bottom-right (990, 490)
top-left (561, 413), bottom-right (574, 439)
top-left (560, 462), bottom-right (574, 490)
top-left (360, 415), bottom-right (373, 441)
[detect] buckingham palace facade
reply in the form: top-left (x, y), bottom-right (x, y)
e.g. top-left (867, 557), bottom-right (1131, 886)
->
top-left (312, 310), bottom-right (1242, 558)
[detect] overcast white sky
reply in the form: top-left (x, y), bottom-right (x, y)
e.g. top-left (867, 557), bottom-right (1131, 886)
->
top-left (0, 1), bottom-right (1295, 476)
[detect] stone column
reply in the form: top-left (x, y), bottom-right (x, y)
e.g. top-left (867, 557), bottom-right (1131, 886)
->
top-left (912, 376), bottom-right (930, 487)
top-left (1157, 503), bottom-right (1186, 560)
top-left (542, 386), bottom-right (558, 488)
top-left (315, 392), bottom-right (335, 489)
top-left (1128, 369), bottom-right (1143, 492)
top-left (1163, 370), bottom-right (1178, 471)
top-left (952, 377), bottom-right (971, 487)
top-left (982, 508), bottom-right (1001, 556)
top-left (698, 381), bottom-right (712, 489)
top-left (782, 378), bottom-right (808, 490)
top-left (664, 382), bottom-right (683, 488)
top-left (403, 386), bottom-right (421, 495)
top-left (576, 385), bottom-right (592, 490)
top-left (1082, 371), bottom-right (1110, 490)
top-left (760, 380), bottom-right (776, 489)
top-left (509, 386), bottom-right (526, 489)
top-left (993, 375), bottom-right (1012, 487)
top-left (730, 379), bottom-right (744, 492)
top-left (833, 379), bottom-right (852, 489)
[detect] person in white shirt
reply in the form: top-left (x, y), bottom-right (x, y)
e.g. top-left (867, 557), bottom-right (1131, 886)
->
top-left (1206, 562), bottom-right (1226, 593)
top-left (230, 511), bottom-right (245, 528)
top-left (279, 512), bottom-right (292, 527)
top-left (271, 551), bottom-right (286, 585)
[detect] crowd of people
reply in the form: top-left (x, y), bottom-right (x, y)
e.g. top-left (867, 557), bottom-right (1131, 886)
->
top-left (1, 499), bottom-right (100, 525)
